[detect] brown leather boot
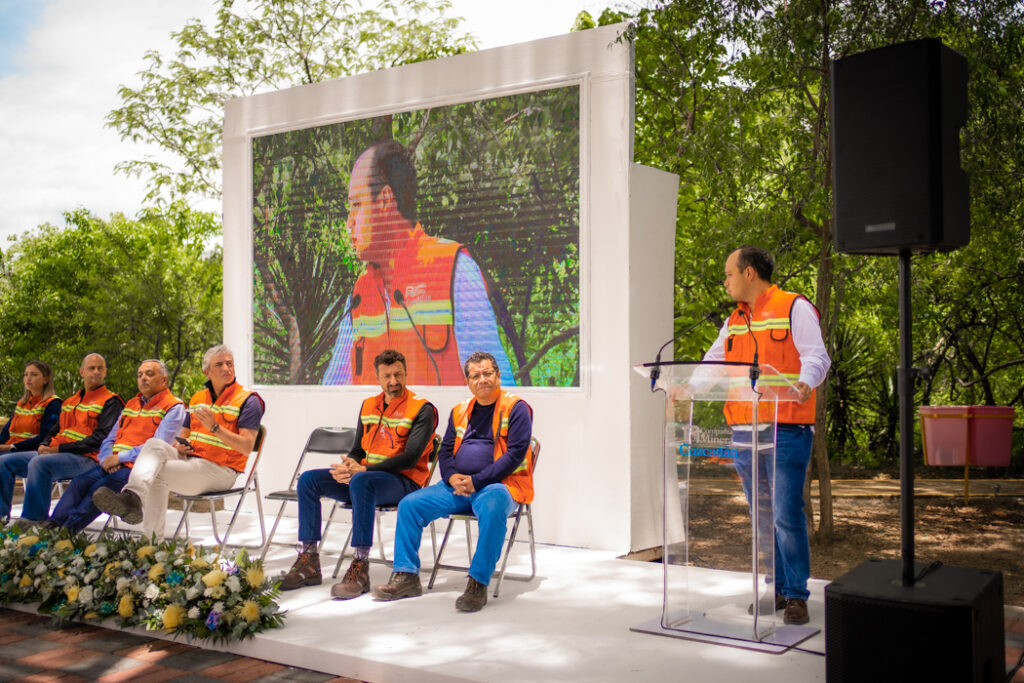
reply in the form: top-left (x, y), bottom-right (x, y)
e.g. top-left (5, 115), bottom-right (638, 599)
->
top-left (783, 598), bottom-right (809, 625)
top-left (455, 576), bottom-right (488, 612)
top-left (371, 571), bottom-right (422, 601)
top-left (280, 550), bottom-right (322, 591)
top-left (331, 557), bottom-right (370, 600)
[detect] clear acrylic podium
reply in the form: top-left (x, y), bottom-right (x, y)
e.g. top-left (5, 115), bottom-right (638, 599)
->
top-left (630, 361), bottom-right (820, 652)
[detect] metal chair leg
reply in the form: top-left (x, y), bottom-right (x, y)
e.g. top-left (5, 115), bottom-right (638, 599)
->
top-left (332, 526), bottom-right (355, 579)
top-left (259, 501), bottom-right (289, 562)
top-left (428, 518), bottom-right (456, 589)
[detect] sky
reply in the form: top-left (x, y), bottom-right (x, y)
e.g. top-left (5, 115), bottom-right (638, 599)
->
top-left (0, 0), bottom-right (629, 243)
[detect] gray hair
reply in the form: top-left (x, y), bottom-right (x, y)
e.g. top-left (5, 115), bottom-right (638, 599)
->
top-left (202, 344), bottom-right (234, 372)
top-left (463, 351), bottom-right (499, 378)
top-left (140, 359), bottom-right (170, 379)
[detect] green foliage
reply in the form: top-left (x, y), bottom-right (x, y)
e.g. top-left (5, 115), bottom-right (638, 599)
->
top-left (107, 0), bottom-right (478, 202)
top-left (608, 0), bottom-right (1024, 470)
top-left (0, 207), bottom-right (222, 410)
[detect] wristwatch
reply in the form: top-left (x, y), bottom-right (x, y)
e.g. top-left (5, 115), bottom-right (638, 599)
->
top-left (211, 423), bottom-right (221, 433)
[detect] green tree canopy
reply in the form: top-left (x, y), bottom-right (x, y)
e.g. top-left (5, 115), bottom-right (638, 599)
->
top-left (0, 207), bottom-right (222, 409)
top-left (107, 0), bottom-right (477, 203)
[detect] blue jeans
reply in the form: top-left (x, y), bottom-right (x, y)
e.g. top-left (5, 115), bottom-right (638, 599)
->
top-left (393, 481), bottom-right (516, 585)
top-left (0, 451), bottom-right (99, 520)
top-left (732, 424), bottom-right (813, 601)
top-left (49, 465), bottom-right (131, 532)
top-left (297, 469), bottom-right (419, 549)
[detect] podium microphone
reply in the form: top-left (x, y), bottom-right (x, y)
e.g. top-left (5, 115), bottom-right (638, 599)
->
top-left (394, 289), bottom-right (442, 384)
top-left (649, 311), bottom-right (717, 391)
top-left (737, 309), bottom-right (760, 390)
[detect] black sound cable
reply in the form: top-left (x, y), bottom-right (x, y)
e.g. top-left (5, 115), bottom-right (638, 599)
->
top-left (394, 289), bottom-right (442, 384)
top-left (737, 309), bottom-right (761, 391)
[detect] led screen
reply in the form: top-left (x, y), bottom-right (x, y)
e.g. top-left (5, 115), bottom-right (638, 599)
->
top-left (252, 84), bottom-right (580, 386)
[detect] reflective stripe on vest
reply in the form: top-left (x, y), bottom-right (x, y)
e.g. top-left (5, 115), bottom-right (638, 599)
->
top-left (186, 382), bottom-right (262, 473)
top-left (451, 391), bottom-right (534, 504)
top-left (349, 224), bottom-right (466, 386)
top-left (112, 389), bottom-right (183, 460)
top-left (358, 389), bottom-right (435, 487)
top-left (5, 395), bottom-right (60, 444)
top-left (50, 386), bottom-right (122, 461)
top-left (723, 285), bottom-right (818, 425)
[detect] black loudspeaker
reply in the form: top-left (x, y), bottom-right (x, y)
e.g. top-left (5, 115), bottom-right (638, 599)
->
top-left (831, 38), bottom-right (969, 254)
top-left (825, 559), bottom-right (1004, 682)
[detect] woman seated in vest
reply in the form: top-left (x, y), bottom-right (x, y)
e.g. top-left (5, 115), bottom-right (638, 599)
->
top-left (0, 360), bottom-right (61, 455)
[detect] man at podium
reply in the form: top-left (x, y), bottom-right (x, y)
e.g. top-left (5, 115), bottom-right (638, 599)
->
top-left (701, 246), bottom-right (831, 626)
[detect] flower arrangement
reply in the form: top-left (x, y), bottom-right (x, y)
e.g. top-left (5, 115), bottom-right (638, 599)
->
top-left (0, 523), bottom-right (285, 643)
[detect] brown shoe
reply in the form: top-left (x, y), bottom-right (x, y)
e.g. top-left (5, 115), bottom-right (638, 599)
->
top-left (331, 558), bottom-right (370, 600)
top-left (783, 598), bottom-right (809, 625)
top-left (455, 576), bottom-right (488, 612)
top-left (92, 487), bottom-right (143, 525)
top-left (371, 571), bottom-right (422, 601)
top-left (279, 550), bottom-right (322, 591)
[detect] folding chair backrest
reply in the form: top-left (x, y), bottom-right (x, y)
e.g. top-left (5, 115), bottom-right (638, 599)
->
top-left (237, 425), bottom-right (268, 489)
top-left (285, 427), bottom-right (357, 489)
top-left (529, 436), bottom-right (541, 476)
top-left (424, 434), bottom-right (442, 485)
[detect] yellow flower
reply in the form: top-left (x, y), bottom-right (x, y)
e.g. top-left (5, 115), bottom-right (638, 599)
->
top-left (104, 562), bottom-right (118, 578)
top-left (117, 594), bottom-right (134, 618)
top-left (84, 544), bottom-right (98, 557)
top-left (136, 545), bottom-right (157, 561)
top-left (191, 556), bottom-right (210, 569)
top-left (54, 539), bottom-right (74, 552)
top-left (83, 611), bottom-right (99, 620)
top-left (187, 541), bottom-right (196, 557)
top-left (148, 563), bottom-right (165, 581)
top-left (244, 567), bottom-right (264, 587)
top-left (162, 604), bottom-right (186, 630)
top-left (57, 568), bottom-right (66, 578)
top-left (240, 600), bottom-right (260, 623)
top-left (17, 535), bottom-right (39, 547)
top-left (65, 584), bottom-right (80, 603)
top-left (19, 574), bottom-right (32, 588)
top-left (209, 585), bottom-right (226, 599)
top-left (201, 569), bottom-right (226, 587)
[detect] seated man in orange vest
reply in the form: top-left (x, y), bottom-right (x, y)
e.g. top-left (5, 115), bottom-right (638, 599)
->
top-left (321, 140), bottom-right (515, 386)
top-left (281, 349), bottom-right (438, 599)
top-left (0, 353), bottom-right (124, 522)
top-left (48, 359), bottom-right (184, 532)
top-left (93, 344), bottom-right (264, 540)
top-left (373, 350), bottom-right (533, 612)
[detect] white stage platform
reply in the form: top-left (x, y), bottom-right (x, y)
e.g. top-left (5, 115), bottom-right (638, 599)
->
top-left (16, 505), bottom-right (829, 682)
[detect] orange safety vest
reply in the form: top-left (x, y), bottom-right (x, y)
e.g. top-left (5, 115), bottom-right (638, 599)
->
top-left (451, 390), bottom-right (534, 504)
top-left (5, 395), bottom-right (61, 444)
top-left (187, 381), bottom-right (264, 473)
top-left (723, 284), bottom-right (819, 425)
top-left (49, 385), bottom-right (124, 461)
top-left (112, 388), bottom-right (184, 466)
top-left (349, 224), bottom-right (467, 385)
top-left (358, 388), bottom-right (436, 487)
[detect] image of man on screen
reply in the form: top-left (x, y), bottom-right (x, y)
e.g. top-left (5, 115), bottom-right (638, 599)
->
top-left (322, 140), bottom-right (515, 386)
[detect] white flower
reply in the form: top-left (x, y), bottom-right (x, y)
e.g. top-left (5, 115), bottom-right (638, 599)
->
top-left (93, 544), bottom-right (108, 559)
top-left (121, 560), bottom-right (133, 570)
top-left (174, 558), bottom-right (184, 566)
top-left (33, 562), bottom-right (47, 576)
top-left (187, 606), bottom-right (200, 619)
top-left (83, 570), bottom-right (98, 584)
top-left (71, 556), bottom-right (86, 569)
top-left (144, 583), bottom-right (161, 600)
top-left (79, 585), bottom-right (94, 604)
top-left (155, 550), bottom-right (169, 563)
top-left (186, 586), bottom-right (200, 600)
top-left (226, 576), bottom-right (241, 593)
top-left (116, 577), bottom-right (131, 592)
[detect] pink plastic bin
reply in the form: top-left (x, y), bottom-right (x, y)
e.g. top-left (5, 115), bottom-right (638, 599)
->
top-left (919, 405), bottom-right (1015, 466)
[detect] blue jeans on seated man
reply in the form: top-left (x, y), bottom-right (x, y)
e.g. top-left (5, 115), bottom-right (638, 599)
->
top-left (297, 469), bottom-right (419, 549)
top-left (392, 481), bottom-right (517, 585)
top-left (49, 465), bottom-right (132, 533)
top-left (0, 451), bottom-right (98, 521)
top-left (732, 424), bottom-right (813, 601)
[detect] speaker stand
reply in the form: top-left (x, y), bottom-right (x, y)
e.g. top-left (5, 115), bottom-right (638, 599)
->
top-left (898, 248), bottom-right (915, 584)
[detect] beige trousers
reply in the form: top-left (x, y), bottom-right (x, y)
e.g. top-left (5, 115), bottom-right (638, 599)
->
top-left (124, 438), bottom-right (239, 539)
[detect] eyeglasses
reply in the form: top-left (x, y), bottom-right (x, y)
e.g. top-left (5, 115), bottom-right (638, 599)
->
top-left (467, 370), bottom-right (497, 382)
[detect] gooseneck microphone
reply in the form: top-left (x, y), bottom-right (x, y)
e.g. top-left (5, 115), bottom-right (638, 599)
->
top-left (649, 311), bottom-right (718, 391)
top-left (737, 309), bottom-right (760, 390)
top-left (394, 289), bottom-right (442, 384)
